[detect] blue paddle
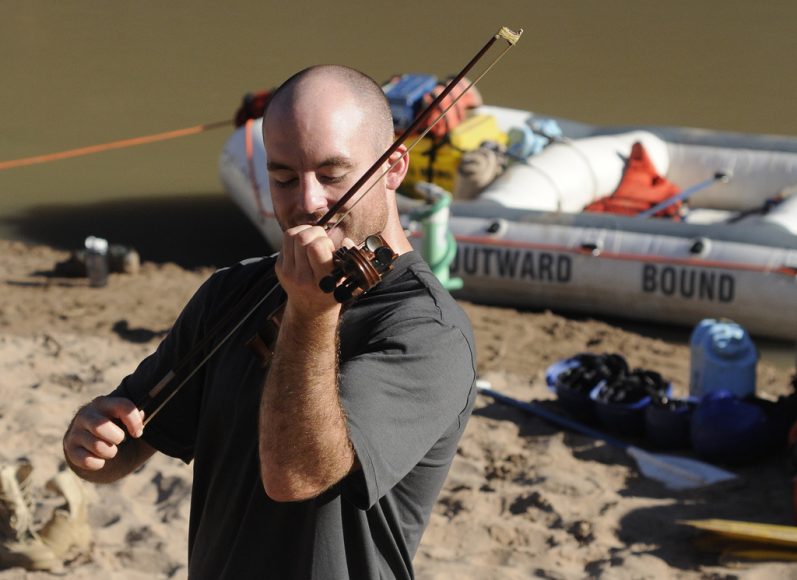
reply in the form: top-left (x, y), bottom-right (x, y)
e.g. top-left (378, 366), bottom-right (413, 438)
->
top-left (476, 380), bottom-right (738, 490)
top-left (636, 171), bottom-right (731, 218)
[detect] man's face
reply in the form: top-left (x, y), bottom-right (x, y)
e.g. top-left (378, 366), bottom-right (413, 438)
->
top-left (263, 89), bottom-right (388, 248)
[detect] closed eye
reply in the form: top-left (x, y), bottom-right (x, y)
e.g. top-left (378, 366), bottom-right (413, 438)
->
top-left (274, 178), bottom-right (296, 187)
top-left (319, 174), bottom-right (348, 185)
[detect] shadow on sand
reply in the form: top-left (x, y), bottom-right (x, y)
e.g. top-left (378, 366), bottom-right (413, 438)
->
top-left (1, 193), bottom-right (269, 269)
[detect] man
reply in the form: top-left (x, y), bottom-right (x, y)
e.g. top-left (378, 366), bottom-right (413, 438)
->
top-left (62, 65), bottom-right (476, 579)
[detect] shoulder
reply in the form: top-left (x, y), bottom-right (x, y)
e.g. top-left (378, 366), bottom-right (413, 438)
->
top-left (205, 254), bottom-right (277, 295)
top-left (387, 251), bottom-right (470, 322)
top-left (191, 254), bottom-right (278, 312)
top-left (342, 251), bottom-right (475, 357)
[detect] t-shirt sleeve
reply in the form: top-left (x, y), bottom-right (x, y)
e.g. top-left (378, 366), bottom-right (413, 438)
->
top-left (337, 316), bottom-right (476, 509)
top-left (110, 274), bottom-right (218, 463)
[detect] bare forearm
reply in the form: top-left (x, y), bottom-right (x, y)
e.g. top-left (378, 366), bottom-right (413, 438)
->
top-left (258, 304), bottom-right (355, 501)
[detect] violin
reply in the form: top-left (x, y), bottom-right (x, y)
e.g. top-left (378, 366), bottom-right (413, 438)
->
top-left (245, 234), bottom-right (398, 368)
top-left (131, 27), bottom-right (522, 427)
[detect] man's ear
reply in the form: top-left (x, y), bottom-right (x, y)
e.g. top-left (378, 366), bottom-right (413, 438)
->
top-left (384, 145), bottom-right (409, 191)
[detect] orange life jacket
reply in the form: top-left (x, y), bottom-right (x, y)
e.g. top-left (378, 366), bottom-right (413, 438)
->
top-left (584, 141), bottom-right (681, 218)
top-left (415, 77), bottom-right (483, 139)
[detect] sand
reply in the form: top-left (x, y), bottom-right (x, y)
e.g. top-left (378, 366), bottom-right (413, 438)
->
top-left (1, 239), bottom-right (796, 579)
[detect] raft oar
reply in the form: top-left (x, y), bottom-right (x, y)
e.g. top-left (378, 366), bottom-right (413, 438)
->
top-left (636, 171), bottom-right (732, 218)
top-left (476, 380), bottom-right (738, 491)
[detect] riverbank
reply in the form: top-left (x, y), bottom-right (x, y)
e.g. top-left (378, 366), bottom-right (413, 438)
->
top-left (0, 240), bottom-right (795, 578)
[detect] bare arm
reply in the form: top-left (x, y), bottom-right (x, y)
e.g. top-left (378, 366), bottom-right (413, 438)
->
top-left (63, 396), bottom-right (156, 484)
top-left (258, 226), bottom-right (356, 502)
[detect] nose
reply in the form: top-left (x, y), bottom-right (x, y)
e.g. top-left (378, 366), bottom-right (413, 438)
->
top-left (297, 175), bottom-right (328, 216)
top-left (301, 175), bottom-right (326, 213)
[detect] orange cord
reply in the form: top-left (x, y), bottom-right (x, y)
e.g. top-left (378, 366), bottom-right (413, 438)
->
top-left (0, 119), bottom-right (232, 171)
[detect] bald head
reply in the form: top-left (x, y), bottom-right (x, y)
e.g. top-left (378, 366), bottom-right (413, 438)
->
top-left (265, 65), bottom-right (394, 154)
top-left (262, 65), bottom-right (411, 252)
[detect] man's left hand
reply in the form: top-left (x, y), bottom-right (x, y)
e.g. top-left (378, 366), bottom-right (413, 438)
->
top-left (276, 225), bottom-right (342, 314)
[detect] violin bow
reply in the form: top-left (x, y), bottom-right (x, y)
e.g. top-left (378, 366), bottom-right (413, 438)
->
top-left (137, 26), bottom-right (523, 426)
top-left (320, 26), bottom-right (522, 230)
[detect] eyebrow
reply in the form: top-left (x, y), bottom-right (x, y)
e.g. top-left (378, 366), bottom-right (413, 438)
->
top-left (267, 156), bottom-right (355, 172)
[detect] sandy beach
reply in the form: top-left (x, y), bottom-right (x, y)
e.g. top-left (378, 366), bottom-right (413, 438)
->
top-left (1, 239), bottom-right (796, 579)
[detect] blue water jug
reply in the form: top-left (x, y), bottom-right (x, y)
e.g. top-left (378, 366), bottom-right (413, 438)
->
top-left (689, 319), bottom-right (757, 398)
top-left (690, 390), bottom-right (769, 464)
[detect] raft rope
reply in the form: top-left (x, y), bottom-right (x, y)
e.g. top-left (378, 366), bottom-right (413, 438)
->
top-left (0, 120), bottom-right (232, 171)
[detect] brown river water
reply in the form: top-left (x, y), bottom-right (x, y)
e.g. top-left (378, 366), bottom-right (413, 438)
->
top-left (1, 1), bottom-right (795, 368)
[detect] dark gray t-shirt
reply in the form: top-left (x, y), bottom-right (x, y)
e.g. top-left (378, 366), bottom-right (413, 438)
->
top-left (114, 251), bottom-right (476, 579)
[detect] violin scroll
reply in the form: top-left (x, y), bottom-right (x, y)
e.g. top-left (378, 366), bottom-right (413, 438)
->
top-left (319, 235), bottom-right (397, 303)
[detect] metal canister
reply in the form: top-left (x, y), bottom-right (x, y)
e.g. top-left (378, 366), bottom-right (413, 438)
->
top-left (84, 236), bottom-right (109, 288)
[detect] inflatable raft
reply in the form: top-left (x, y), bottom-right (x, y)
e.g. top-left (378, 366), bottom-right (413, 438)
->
top-left (218, 84), bottom-right (797, 341)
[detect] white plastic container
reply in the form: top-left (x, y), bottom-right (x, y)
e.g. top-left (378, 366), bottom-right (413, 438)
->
top-left (689, 319), bottom-right (757, 398)
top-left (84, 236), bottom-right (109, 288)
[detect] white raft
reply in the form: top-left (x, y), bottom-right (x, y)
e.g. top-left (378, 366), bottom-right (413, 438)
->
top-left (218, 109), bottom-right (797, 341)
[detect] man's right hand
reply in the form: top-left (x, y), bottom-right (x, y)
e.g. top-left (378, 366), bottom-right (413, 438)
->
top-left (63, 396), bottom-right (147, 475)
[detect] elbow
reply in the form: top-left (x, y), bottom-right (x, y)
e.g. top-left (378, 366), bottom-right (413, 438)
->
top-left (258, 449), bottom-right (328, 502)
top-left (260, 468), bottom-right (326, 503)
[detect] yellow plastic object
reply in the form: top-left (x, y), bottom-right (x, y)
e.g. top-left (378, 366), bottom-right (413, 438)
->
top-left (402, 114), bottom-right (507, 196)
top-left (690, 526), bottom-right (797, 562)
top-left (680, 519), bottom-right (797, 548)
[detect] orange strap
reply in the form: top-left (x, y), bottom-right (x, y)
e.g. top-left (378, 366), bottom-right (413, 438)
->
top-left (0, 120), bottom-right (231, 171)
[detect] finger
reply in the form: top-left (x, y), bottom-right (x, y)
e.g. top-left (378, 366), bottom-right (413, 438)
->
top-left (66, 446), bottom-right (107, 471)
top-left (292, 225), bottom-right (326, 248)
top-left (73, 428), bottom-right (119, 460)
top-left (304, 236), bottom-right (336, 281)
top-left (281, 225), bottom-right (313, 274)
top-left (92, 396), bottom-right (144, 440)
top-left (341, 237), bottom-right (356, 249)
top-left (75, 407), bottom-right (126, 446)
top-left (290, 227), bottom-right (330, 280)
top-left (63, 426), bottom-right (117, 471)
top-left (281, 230), bottom-right (295, 273)
top-left (93, 397), bottom-right (144, 439)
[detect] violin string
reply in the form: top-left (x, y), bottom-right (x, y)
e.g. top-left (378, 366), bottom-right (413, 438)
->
top-left (326, 40), bottom-right (517, 238)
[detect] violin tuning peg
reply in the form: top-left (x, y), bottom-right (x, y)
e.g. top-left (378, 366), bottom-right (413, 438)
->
top-left (319, 273), bottom-right (340, 294)
top-left (374, 246), bottom-right (397, 268)
top-left (333, 284), bottom-right (355, 304)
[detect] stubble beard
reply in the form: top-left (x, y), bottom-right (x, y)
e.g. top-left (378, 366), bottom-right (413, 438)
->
top-left (336, 195), bottom-right (388, 246)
